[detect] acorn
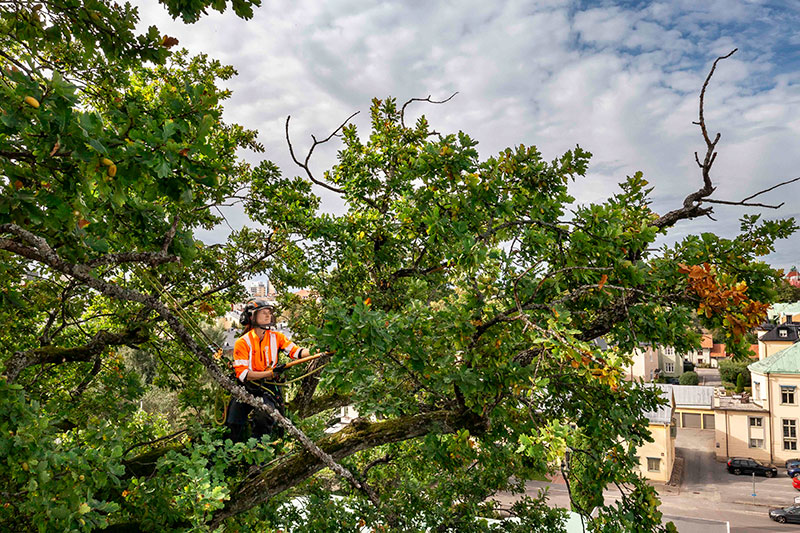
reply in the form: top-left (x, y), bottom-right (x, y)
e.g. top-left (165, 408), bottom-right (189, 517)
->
top-left (24, 96), bottom-right (40, 108)
top-left (100, 157), bottom-right (113, 167)
top-left (107, 164), bottom-right (117, 177)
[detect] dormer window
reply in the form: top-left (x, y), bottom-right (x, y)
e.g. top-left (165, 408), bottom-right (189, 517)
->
top-left (780, 329), bottom-right (789, 338)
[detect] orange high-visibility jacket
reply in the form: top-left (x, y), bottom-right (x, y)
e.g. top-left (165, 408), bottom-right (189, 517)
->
top-left (233, 329), bottom-right (303, 382)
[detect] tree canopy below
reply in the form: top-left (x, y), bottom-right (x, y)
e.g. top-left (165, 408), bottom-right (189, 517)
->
top-left (1, 1), bottom-right (796, 531)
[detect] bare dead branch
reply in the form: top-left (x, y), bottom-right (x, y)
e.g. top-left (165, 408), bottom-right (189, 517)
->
top-left (703, 198), bottom-right (784, 209)
top-left (741, 176), bottom-right (800, 203)
top-left (400, 92), bottom-right (459, 129)
top-left (652, 50), bottom-right (738, 230)
top-left (285, 113), bottom-right (357, 195)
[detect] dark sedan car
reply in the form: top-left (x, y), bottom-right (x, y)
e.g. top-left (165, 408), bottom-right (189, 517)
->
top-left (786, 458), bottom-right (800, 477)
top-left (770, 506), bottom-right (800, 524)
top-left (727, 457), bottom-right (777, 477)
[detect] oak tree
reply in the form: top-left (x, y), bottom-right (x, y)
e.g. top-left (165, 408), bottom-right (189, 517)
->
top-left (0, 2), bottom-right (795, 532)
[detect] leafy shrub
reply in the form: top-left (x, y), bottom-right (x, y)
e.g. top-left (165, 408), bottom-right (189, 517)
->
top-left (679, 371), bottom-right (699, 385)
top-left (736, 373), bottom-right (746, 393)
top-left (718, 359), bottom-right (751, 385)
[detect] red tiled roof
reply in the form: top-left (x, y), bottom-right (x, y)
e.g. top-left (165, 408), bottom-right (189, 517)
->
top-left (710, 344), bottom-right (727, 358)
top-left (700, 333), bottom-right (714, 349)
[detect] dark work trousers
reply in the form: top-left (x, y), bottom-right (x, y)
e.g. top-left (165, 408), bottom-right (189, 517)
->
top-left (225, 380), bottom-right (285, 443)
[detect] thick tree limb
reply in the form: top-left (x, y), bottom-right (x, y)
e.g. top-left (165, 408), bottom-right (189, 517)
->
top-left (4, 324), bottom-right (149, 382)
top-left (286, 389), bottom-right (351, 420)
top-left (210, 409), bottom-right (481, 528)
top-left (286, 352), bottom-right (333, 418)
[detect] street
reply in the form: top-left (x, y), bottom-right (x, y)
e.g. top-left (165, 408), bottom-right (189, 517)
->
top-left (494, 425), bottom-right (800, 531)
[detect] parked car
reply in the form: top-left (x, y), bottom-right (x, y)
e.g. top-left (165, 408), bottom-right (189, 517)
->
top-left (786, 458), bottom-right (800, 477)
top-left (769, 505), bottom-right (800, 524)
top-left (792, 476), bottom-right (800, 491)
top-left (726, 457), bottom-right (777, 477)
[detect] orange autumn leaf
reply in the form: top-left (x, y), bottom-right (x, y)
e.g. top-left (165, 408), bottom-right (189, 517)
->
top-left (598, 274), bottom-right (608, 290)
top-left (161, 35), bottom-right (179, 48)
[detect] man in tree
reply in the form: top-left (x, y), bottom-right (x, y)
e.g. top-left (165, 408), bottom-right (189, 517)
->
top-left (226, 299), bottom-right (311, 442)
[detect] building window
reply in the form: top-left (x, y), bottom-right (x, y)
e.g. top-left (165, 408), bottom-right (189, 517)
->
top-left (665, 362), bottom-right (674, 373)
top-left (647, 457), bottom-right (661, 472)
top-left (782, 386), bottom-right (796, 405)
top-left (780, 329), bottom-right (789, 338)
top-left (784, 419), bottom-right (797, 451)
top-left (754, 382), bottom-right (761, 400)
top-left (750, 417), bottom-right (763, 427)
top-left (749, 439), bottom-right (764, 448)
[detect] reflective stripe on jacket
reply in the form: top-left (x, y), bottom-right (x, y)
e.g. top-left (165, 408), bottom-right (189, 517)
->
top-left (233, 329), bottom-right (303, 381)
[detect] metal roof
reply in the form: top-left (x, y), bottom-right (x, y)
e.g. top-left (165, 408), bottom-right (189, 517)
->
top-left (654, 384), bottom-right (714, 408)
top-left (642, 384), bottom-right (675, 425)
top-left (768, 303), bottom-right (800, 320)
top-left (749, 342), bottom-right (800, 375)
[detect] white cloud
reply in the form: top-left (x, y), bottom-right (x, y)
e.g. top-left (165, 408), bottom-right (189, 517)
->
top-left (131, 0), bottom-right (800, 268)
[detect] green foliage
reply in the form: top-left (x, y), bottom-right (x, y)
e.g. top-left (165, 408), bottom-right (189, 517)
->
top-left (0, 0), bottom-right (794, 531)
top-left (679, 371), bottom-right (699, 385)
top-left (736, 373), bottom-right (746, 394)
top-left (718, 359), bottom-right (751, 386)
top-left (774, 279), bottom-right (800, 303)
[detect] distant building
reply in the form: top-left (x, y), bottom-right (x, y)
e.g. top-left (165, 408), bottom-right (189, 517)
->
top-left (634, 385), bottom-right (676, 482)
top-left (714, 342), bottom-right (800, 465)
top-left (787, 267), bottom-right (800, 288)
top-left (627, 345), bottom-right (685, 381)
top-left (757, 321), bottom-right (800, 360)
top-left (251, 282), bottom-right (267, 297)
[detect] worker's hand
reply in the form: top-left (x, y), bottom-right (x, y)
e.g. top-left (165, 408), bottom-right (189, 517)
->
top-left (273, 363), bottom-right (286, 374)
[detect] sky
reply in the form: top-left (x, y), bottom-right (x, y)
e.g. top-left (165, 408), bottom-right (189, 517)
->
top-left (131, 0), bottom-right (800, 279)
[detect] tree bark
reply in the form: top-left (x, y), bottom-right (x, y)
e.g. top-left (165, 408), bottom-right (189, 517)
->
top-left (4, 324), bottom-right (149, 382)
top-left (210, 409), bottom-right (479, 528)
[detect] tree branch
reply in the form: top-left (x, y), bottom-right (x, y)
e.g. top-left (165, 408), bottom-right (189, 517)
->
top-left (652, 49), bottom-right (738, 230)
top-left (285, 112), bottom-right (357, 195)
top-left (209, 409), bottom-right (481, 528)
top-left (4, 324), bottom-right (149, 382)
top-left (400, 92), bottom-right (458, 129)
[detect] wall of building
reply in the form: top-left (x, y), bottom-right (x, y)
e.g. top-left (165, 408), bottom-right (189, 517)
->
top-left (759, 340), bottom-right (794, 360)
top-left (629, 346), bottom-right (659, 381)
top-left (714, 410), bottom-right (773, 463)
top-left (766, 374), bottom-right (800, 463)
top-left (676, 407), bottom-right (715, 429)
top-left (751, 374), bottom-right (768, 407)
top-left (659, 346), bottom-right (684, 377)
top-left (635, 423), bottom-right (675, 482)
